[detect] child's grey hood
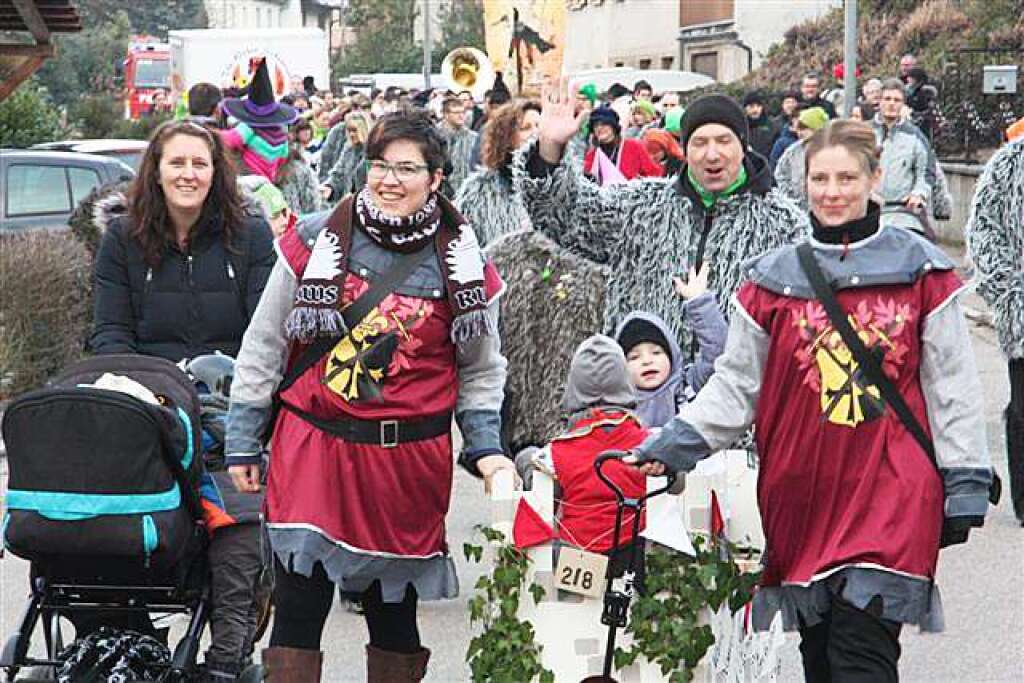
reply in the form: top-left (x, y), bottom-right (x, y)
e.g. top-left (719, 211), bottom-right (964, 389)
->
top-left (614, 310), bottom-right (686, 429)
top-left (562, 334), bottom-right (637, 415)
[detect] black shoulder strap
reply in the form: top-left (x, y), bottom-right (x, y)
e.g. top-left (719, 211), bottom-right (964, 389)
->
top-left (795, 242), bottom-right (937, 467)
top-left (276, 244), bottom-right (435, 395)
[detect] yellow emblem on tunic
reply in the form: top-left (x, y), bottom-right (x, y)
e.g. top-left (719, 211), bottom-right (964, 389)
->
top-left (814, 329), bottom-right (883, 427)
top-left (324, 308), bottom-right (392, 401)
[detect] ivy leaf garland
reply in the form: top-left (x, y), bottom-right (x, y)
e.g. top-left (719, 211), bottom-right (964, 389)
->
top-left (614, 536), bottom-right (762, 682)
top-left (463, 525), bottom-right (555, 683)
top-left (464, 527), bottom-right (760, 682)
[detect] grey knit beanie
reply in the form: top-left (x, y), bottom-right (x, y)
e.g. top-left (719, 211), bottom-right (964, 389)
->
top-left (562, 334), bottom-right (638, 414)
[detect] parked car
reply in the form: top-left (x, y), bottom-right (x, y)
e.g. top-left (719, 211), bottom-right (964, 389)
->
top-left (1, 151), bottom-right (135, 233)
top-left (30, 139), bottom-right (149, 170)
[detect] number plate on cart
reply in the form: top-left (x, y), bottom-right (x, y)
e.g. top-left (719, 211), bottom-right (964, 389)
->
top-left (555, 547), bottom-right (608, 598)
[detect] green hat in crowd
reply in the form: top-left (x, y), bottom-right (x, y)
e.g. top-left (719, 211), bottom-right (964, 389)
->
top-left (798, 106), bottom-right (830, 131)
top-left (664, 108), bottom-right (685, 134)
top-left (252, 181), bottom-right (288, 217)
top-left (632, 99), bottom-right (657, 119)
top-left (578, 83), bottom-right (598, 105)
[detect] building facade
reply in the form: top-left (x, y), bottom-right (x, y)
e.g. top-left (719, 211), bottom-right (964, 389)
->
top-left (678, 0), bottom-right (840, 82)
top-left (205, 0), bottom-right (340, 32)
top-left (564, 0), bottom-right (680, 73)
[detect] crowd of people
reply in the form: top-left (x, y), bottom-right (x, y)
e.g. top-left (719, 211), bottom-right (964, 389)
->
top-left (72, 50), bottom-right (1024, 682)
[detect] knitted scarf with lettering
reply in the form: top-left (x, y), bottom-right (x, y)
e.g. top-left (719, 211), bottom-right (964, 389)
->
top-left (284, 189), bottom-right (494, 345)
top-left (220, 122), bottom-right (290, 183)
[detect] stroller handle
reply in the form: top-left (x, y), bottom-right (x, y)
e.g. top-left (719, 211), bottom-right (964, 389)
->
top-left (594, 450), bottom-right (677, 503)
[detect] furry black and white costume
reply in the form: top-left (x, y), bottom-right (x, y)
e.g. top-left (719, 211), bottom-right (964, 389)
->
top-left (967, 139), bottom-right (1024, 359)
top-left (512, 139), bottom-right (810, 345)
top-left (966, 137), bottom-right (1024, 523)
top-left (457, 167), bottom-right (608, 449)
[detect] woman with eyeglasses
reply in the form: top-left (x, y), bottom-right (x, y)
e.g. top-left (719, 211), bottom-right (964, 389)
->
top-left (321, 110), bottom-right (372, 204)
top-left (225, 109), bottom-right (513, 681)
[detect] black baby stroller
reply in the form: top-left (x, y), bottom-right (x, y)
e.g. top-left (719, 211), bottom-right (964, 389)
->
top-left (1, 355), bottom-right (211, 682)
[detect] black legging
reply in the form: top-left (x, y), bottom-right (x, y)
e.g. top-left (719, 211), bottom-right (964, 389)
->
top-left (1005, 359), bottom-right (1024, 521)
top-left (269, 559), bottom-right (420, 653)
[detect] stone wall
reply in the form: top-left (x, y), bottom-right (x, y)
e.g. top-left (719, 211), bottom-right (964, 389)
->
top-left (936, 162), bottom-right (985, 246)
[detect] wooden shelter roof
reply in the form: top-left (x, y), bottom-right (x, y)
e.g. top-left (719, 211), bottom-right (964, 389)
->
top-left (0, 0), bottom-right (82, 102)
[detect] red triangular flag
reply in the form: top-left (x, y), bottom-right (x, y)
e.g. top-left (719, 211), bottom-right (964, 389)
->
top-left (512, 497), bottom-right (555, 549)
top-left (710, 490), bottom-right (726, 543)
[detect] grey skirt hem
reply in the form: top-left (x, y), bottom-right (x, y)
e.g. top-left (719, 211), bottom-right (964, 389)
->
top-left (751, 566), bottom-right (944, 634)
top-left (268, 526), bottom-right (460, 603)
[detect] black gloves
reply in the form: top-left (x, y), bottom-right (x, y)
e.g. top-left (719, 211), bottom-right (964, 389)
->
top-left (940, 515), bottom-right (984, 548)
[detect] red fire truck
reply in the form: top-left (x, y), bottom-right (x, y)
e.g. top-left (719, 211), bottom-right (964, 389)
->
top-left (122, 37), bottom-right (171, 120)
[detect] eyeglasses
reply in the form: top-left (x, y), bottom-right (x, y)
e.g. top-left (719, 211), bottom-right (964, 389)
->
top-left (365, 160), bottom-right (429, 181)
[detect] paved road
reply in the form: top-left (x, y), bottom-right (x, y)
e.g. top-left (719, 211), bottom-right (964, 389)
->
top-left (2, 280), bottom-right (1023, 682)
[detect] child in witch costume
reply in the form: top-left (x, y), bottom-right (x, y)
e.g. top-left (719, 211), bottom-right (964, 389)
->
top-left (615, 263), bottom-right (728, 430)
top-left (516, 335), bottom-right (653, 584)
top-left (219, 59), bottom-right (299, 185)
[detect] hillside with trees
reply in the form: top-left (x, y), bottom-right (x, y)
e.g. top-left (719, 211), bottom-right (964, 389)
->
top-left (721, 0), bottom-right (1023, 157)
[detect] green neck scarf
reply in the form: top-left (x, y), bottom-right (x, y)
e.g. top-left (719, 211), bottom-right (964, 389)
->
top-left (687, 165), bottom-right (748, 209)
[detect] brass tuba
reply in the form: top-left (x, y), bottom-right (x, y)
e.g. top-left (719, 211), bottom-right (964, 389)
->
top-left (441, 47), bottom-right (495, 99)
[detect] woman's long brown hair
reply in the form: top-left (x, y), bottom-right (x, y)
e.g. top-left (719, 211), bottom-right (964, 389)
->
top-left (129, 120), bottom-right (244, 267)
top-left (481, 99), bottom-right (541, 171)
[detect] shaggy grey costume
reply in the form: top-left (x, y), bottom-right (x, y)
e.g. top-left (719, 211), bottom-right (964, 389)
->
top-left (440, 124), bottom-right (479, 196)
top-left (485, 230), bottom-right (609, 449)
top-left (966, 138), bottom-right (1024, 359)
top-left (276, 158), bottom-right (323, 215)
top-left (774, 140), bottom-right (808, 211)
top-left (456, 166), bottom-right (609, 449)
top-left (454, 169), bottom-right (530, 247)
top-left (966, 137), bottom-right (1024, 522)
top-left (512, 139), bottom-right (810, 347)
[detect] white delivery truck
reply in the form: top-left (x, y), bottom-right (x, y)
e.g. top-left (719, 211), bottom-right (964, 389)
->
top-left (168, 28), bottom-right (330, 97)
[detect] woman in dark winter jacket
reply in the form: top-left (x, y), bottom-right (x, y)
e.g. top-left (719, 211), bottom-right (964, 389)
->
top-left (89, 118), bottom-right (276, 681)
top-left (91, 119), bottom-right (276, 362)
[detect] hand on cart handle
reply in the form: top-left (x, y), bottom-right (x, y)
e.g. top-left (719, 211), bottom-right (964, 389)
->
top-left (615, 449), bottom-right (669, 477)
top-left (596, 451), bottom-right (676, 497)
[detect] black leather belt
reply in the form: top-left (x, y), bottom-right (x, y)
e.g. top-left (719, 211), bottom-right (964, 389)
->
top-left (281, 402), bottom-right (452, 448)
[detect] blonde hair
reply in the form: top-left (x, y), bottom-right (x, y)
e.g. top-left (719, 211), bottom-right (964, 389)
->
top-left (804, 119), bottom-right (880, 176)
top-left (344, 110), bottom-right (372, 146)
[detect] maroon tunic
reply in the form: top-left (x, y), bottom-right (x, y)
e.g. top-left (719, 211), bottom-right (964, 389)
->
top-left (736, 269), bottom-right (962, 587)
top-left (267, 226), bottom-right (501, 559)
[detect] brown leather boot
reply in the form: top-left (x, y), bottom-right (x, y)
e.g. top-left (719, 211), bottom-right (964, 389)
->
top-left (261, 647), bottom-right (323, 683)
top-left (366, 644), bottom-right (431, 682)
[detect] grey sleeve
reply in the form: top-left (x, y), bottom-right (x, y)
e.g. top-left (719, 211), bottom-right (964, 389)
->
top-left (911, 138), bottom-right (932, 202)
top-left (918, 292), bottom-right (992, 519)
top-left (511, 139), bottom-right (633, 265)
top-left (636, 305), bottom-right (769, 472)
top-left (455, 297), bottom-right (508, 473)
top-left (683, 292), bottom-right (729, 394)
top-left (225, 259), bottom-right (296, 463)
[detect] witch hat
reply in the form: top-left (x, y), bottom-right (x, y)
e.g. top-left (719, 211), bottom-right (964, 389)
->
top-left (222, 59), bottom-right (298, 128)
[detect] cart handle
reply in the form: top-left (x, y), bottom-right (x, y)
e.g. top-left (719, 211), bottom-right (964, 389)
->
top-left (594, 450), bottom-right (677, 504)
